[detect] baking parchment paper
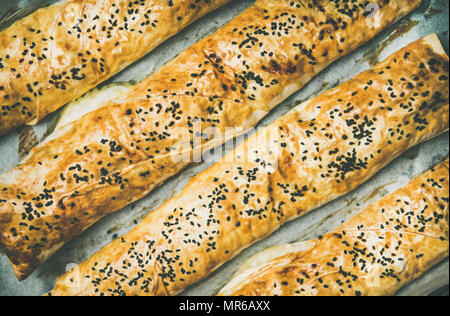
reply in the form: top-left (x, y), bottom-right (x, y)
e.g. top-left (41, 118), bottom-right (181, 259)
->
top-left (0, 0), bottom-right (448, 296)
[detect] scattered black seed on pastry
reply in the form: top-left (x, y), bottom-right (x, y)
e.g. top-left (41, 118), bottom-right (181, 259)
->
top-left (1, 1), bottom-right (428, 282)
top-left (47, 32), bottom-right (449, 296)
top-left (220, 160), bottom-right (449, 296)
top-left (0, 0), bottom-right (230, 135)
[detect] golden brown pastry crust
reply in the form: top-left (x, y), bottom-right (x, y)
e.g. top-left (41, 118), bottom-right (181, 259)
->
top-left (49, 34), bottom-right (448, 296)
top-left (219, 159), bottom-right (449, 296)
top-left (0, 0), bottom-right (231, 135)
top-left (0, 0), bottom-right (423, 281)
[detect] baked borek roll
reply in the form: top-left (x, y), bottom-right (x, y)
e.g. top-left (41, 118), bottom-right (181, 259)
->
top-left (0, 0), bottom-right (231, 135)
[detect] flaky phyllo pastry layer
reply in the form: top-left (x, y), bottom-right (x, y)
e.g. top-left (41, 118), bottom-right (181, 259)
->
top-left (0, 0), bottom-right (425, 280)
top-left (49, 34), bottom-right (448, 296)
top-left (219, 159), bottom-right (449, 296)
top-left (0, 0), bottom-right (232, 135)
